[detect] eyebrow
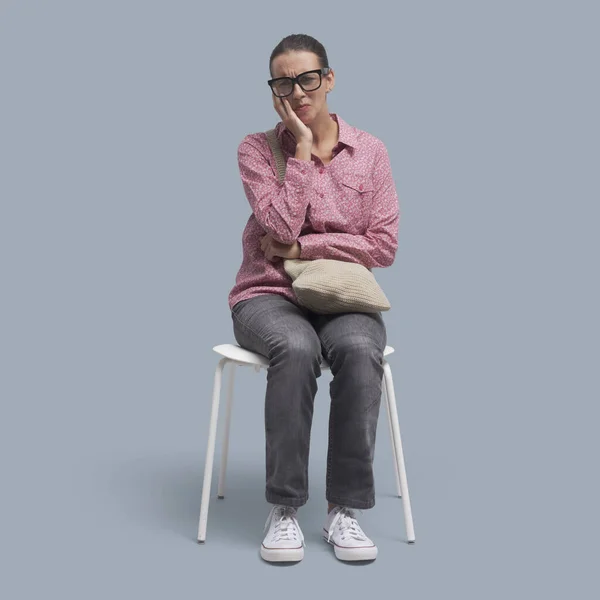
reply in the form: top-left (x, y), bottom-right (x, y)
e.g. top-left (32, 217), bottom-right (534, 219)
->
top-left (270, 69), bottom-right (320, 80)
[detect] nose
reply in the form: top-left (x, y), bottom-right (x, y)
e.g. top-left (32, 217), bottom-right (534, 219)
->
top-left (292, 82), bottom-right (306, 99)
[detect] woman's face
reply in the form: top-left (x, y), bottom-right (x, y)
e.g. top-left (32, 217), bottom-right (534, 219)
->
top-left (270, 50), bottom-right (334, 122)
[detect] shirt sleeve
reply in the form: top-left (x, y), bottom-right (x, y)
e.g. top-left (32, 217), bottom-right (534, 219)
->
top-left (297, 141), bottom-right (400, 268)
top-left (237, 138), bottom-right (317, 245)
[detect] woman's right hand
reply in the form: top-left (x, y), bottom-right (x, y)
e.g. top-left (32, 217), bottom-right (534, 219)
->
top-left (272, 93), bottom-right (313, 145)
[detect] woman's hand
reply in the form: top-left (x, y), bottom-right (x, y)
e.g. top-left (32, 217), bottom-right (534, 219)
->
top-left (272, 93), bottom-right (313, 145)
top-left (260, 233), bottom-right (301, 262)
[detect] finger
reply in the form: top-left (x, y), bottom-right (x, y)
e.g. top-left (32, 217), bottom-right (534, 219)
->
top-left (280, 97), bottom-right (292, 121)
top-left (281, 97), bottom-right (305, 129)
top-left (261, 234), bottom-right (272, 251)
top-left (272, 93), bottom-right (286, 119)
top-left (282, 97), bottom-right (297, 117)
top-left (267, 241), bottom-right (278, 261)
top-left (272, 93), bottom-right (280, 116)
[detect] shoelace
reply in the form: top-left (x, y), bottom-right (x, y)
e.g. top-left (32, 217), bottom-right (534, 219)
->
top-left (327, 506), bottom-right (367, 544)
top-left (264, 505), bottom-right (307, 548)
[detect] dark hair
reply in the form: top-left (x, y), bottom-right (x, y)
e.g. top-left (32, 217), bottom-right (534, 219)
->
top-left (269, 34), bottom-right (330, 77)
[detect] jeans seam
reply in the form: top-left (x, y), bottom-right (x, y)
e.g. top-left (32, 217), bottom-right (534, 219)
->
top-left (326, 400), bottom-right (334, 497)
top-left (231, 308), bottom-right (267, 350)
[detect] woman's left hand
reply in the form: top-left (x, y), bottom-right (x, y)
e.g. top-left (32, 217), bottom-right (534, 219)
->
top-left (260, 233), bottom-right (301, 262)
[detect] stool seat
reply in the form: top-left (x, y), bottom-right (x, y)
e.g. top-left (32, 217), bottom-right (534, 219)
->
top-left (213, 343), bottom-right (395, 370)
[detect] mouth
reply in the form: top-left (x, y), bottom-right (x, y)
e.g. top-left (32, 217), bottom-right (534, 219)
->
top-left (294, 105), bottom-right (310, 111)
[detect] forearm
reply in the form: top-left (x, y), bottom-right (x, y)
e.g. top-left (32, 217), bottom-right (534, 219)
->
top-left (298, 228), bottom-right (398, 269)
top-left (238, 140), bottom-right (315, 245)
top-left (253, 175), bottom-right (311, 244)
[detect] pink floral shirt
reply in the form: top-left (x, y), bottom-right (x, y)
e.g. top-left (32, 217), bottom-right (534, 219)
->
top-left (228, 113), bottom-right (400, 311)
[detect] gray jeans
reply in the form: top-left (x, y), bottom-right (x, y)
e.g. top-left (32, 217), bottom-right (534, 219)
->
top-left (231, 293), bottom-right (387, 510)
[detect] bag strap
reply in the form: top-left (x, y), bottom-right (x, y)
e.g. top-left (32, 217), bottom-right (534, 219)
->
top-left (265, 128), bottom-right (286, 184)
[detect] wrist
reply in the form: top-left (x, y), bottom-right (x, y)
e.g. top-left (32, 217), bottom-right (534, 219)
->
top-left (295, 140), bottom-right (312, 162)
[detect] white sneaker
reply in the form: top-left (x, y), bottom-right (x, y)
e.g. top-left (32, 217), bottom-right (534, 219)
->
top-left (323, 506), bottom-right (378, 561)
top-left (260, 504), bottom-right (306, 562)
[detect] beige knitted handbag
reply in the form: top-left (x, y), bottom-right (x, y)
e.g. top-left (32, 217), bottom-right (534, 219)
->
top-left (264, 128), bottom-right (391, 314)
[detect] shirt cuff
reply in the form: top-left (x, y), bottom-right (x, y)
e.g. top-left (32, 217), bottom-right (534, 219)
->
top-left (297, 233), bottom-right (324, 260)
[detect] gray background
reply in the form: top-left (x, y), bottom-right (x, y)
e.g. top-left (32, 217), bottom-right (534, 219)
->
top-left (1, 0), bottom-right (598, 597)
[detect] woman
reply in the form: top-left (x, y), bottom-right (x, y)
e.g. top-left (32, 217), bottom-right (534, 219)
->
top-left (228, 34), bottom-right (400, 563)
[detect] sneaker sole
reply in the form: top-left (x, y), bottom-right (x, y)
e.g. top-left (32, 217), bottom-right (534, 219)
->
top-left (322, 531), bottom-right (378, 561)
top-left (260, 544), bottom-right (304, 562)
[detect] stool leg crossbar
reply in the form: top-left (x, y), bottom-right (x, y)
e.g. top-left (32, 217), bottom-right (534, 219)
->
top-left (197, 353), bottom-right (415, 544)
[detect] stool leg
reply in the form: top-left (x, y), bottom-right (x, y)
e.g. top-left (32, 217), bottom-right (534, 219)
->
top-left (382, 360), bottom-right (416, 543)
top-left (198, 357), bottom-right (228, 543)
top-left (217, 362), bottom-right (237, 498)
top-left (383, 374), bottom-right (403, 498)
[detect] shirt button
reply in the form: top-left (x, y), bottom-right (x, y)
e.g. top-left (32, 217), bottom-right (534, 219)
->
top-left (319, 193), bottom-right (324, 198)
top-left (319, 168), bottom-right (324, 174)
top-left (301, 169), bottom-right (307, 174)
top-left (359, 184), bottom-right (364, 191)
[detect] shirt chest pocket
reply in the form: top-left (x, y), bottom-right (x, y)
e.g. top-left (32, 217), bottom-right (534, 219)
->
top-left (336, 174), bottom-right (375, 233)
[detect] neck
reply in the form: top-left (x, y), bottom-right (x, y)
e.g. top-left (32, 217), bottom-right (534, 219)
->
top-left (309, 110), bottom-right (337, 146)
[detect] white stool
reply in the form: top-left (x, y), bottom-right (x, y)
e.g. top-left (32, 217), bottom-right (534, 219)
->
top-left (197, 343), bottom-right (416, 544)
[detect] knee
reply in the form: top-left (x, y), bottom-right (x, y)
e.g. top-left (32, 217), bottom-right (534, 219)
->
top-left (331, 335), bottom-right (384, 364)
top-left (274, 334), bottom-right (322, 364)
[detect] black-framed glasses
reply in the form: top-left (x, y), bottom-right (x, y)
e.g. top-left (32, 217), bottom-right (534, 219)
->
top-left (268, 68), bottom-right (331, 97)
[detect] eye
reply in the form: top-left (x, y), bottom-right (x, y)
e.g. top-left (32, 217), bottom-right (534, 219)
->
top-left (299, 73), bottom-right (319, 84)
top-left (273, 79), bottom-right (293, 94)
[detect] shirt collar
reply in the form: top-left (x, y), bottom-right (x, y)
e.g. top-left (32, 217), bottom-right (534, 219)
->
top-left (275, 113), bottom-right (359, 151)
